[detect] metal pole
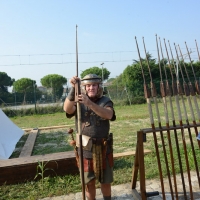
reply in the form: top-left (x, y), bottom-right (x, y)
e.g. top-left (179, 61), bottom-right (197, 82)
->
top-left (34, 82), bottom-right (37, 113)
top-left (101, 62), bottom-right (104, 91)
top-left (51, 79), bottom-right (53, 103)
top-left (14, 88), bottom-right (17, 109)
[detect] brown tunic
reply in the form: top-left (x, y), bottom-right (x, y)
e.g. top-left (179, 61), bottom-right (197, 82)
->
top-left (66, 96), bottom-right (116, 158)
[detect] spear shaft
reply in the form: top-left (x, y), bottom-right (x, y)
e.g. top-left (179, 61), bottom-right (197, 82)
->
top-left (155, 35), bottom-right (176, 199)
top-left (135, 36), bottom-right (165, 199)
top-left (177, 45), bottom-right (200, 186)
top-left (178, 44), bottom-right (200, 126)
top-left (75, 25), bottom-right (86, 200)
top-left (174, 43), bottom-right (196, 198)
top-left (159, 37), bottom-right (179, 199)
top-left (143, 36), bottom-right (177, 199)
top-left (195, 39), bottom-right (200, 62)
top-left (185, 41), bottom-right (200, 99)
top-left (163, 38), bottom-right (187, 198)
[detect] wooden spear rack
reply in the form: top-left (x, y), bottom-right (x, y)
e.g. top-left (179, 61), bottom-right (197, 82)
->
top-left (131, 123), bottom-right (200, 200)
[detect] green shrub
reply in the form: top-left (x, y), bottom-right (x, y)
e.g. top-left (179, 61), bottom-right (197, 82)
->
top-left (3, 104), bottom-right (63, 117)
top-left (131, 96), bottom-right (146, 104)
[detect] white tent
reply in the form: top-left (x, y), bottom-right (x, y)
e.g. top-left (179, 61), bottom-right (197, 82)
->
top-left (0, 109), bottom-right (24, 159)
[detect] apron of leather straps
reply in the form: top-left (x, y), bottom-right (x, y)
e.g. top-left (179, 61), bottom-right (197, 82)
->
top-left (82, 137), bottom-right (114, 183)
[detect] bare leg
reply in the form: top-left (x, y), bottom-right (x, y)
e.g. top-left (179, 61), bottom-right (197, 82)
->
top-left (86, 179), bottom-right (96, 200)
top-left (101, 183), bottom-right (111, 199)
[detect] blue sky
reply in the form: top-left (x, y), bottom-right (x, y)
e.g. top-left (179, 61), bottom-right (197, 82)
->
top-left (0, 0), bottom-right (200, 87)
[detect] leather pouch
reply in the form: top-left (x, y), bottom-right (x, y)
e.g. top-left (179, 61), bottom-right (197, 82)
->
top-left (76, 134), bottom-right (92, 151)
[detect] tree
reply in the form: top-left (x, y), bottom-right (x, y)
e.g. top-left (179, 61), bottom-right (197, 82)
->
top-left (122, 53), bottom-right (162, 97)
top-left (80, 66), bottom-right (110, 81)
top-left (13, 78), bottom-right (36, 104)
top-left (133, 52), bottom-right (156, 64)
top-left (122, 63), bottom-right (144, 97)
top-left (0, 72), bottom-right (15, 104)
top-left (40, 74), bottom-right (67, 101)
top-left (0, 72), bottom-right (14, 92)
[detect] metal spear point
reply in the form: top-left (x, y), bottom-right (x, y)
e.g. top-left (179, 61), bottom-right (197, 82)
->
top-left (163, 38), bottom-right (187, 198)
top-left (135, 36), bottom-right (166, 199)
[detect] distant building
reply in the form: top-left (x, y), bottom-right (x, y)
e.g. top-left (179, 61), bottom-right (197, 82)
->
top-left (37, 86), bottom-right (47, 93)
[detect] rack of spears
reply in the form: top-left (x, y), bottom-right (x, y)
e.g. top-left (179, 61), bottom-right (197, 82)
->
top-left (131, 35), bottom-right (200, 200)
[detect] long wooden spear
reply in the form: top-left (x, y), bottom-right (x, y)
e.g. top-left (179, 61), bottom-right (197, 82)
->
top-left (194, 40), bottom-right (200, 95)
top-left (195, 39), bottom-right (200, 62)
top-left (159, 37), bottom-right (178, 199)
top-left (163, 38), bottom-right (187, 198)
top-left (75, 25), bottom-right (86, 200)
top-left (155, 35), bottom-right (175, 199)
top-left (174, 43), bottom-right (194, 198)
top-left (135, 36), bottom-right (165, 199)
top-left (185, 41), bottom-right (200, 109)
top-left (177, 44), bottom-right (200, 186)
top-left (178, 44), bottom-right (200, 145)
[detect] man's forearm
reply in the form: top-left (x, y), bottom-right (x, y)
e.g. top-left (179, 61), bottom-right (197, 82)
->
top-left (88, 101), bottom-right (113, 120)
top-left (63, 87), bottom-right (76, 114)
top-left (63, 99), bottom-right (76, 114)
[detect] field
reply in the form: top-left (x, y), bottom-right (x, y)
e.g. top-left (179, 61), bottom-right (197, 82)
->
top-left (0, 101), bottom-right (199, 200)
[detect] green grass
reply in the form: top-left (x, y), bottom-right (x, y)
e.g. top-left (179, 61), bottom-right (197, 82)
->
top-left (1, 102), bottom-right (200, 199)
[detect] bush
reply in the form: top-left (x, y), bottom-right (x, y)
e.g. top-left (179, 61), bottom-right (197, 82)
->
top-left (131, 96), bottom-right (146, 104)
top-left (113, 96), bottom-right (146, 106)
top-left (2, 103), bottom-right (63, 117)
top-left (113, 99), bottom-right (131, 106)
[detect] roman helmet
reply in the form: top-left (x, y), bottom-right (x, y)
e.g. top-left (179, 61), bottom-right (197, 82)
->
top-left (81, 74), bottom-right (103, 98)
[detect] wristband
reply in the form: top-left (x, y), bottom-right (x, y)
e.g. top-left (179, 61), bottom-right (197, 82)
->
top-left (67, 87), bottom-right (75, 101)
